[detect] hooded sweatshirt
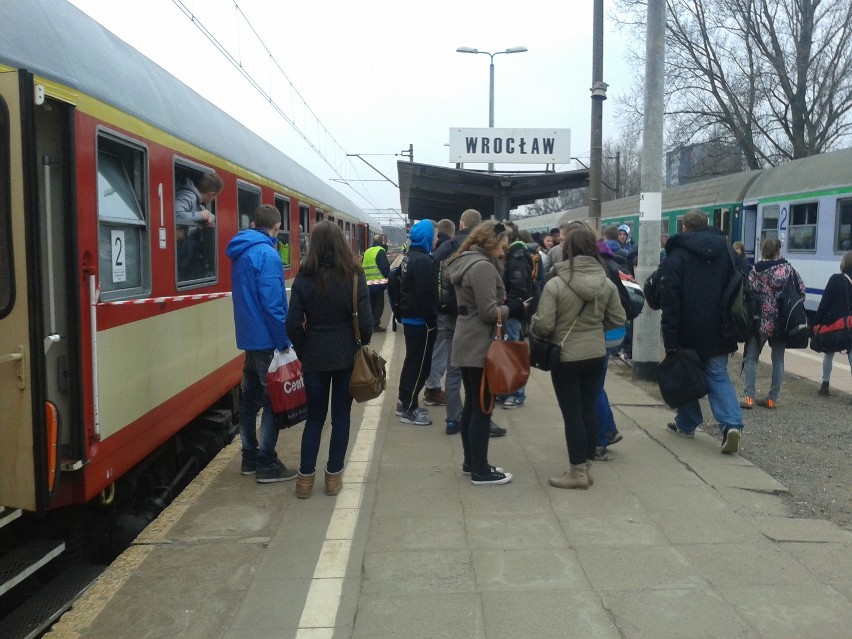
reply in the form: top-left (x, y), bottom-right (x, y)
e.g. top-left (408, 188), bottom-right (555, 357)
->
top-left (531, 256), bottom-right (625, 362)
top-left (226, 228), bottom-right (291, 351)
top-left (399, 219), bottom-right (437, 326)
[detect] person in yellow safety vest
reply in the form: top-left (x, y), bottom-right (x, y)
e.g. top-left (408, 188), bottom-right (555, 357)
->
top-left (362, 235), bottom-right (391, 331)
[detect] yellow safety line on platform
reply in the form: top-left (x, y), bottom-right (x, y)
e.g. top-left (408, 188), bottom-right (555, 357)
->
top-left (295, 336), bottom-right (396, 638)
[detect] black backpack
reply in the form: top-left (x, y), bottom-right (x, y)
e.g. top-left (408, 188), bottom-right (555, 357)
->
top-left (657, 348), bottom-right (708, 408)
top-left (643, 265), bottom-right (667, 311)
top-left (387, 256), bottom-right (405, 322)
top-left (721, 246), bottom-right (759, 343)
top-left (776, 269), bottom-right (808, 348)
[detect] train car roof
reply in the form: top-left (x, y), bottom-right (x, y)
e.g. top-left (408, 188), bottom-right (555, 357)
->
top-left (0, 0), bottom-right (376, 228)
top-left (744, 147), bottom-right (852, 202)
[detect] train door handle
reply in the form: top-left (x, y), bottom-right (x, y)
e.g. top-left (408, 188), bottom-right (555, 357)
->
top-left (0, 345), bottom-right (26, 389)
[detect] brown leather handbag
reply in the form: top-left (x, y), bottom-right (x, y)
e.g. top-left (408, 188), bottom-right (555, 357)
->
top-left (349, 275), bottom-right (387, 403)
top-left (481, 307), bottom-right (530, 415)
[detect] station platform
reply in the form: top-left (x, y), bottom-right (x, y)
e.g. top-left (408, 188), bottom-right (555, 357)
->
top-left (47, 327), bottom-right (852, 639)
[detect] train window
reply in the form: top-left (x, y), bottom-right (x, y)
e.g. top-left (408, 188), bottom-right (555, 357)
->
top-left (274, 195), bottom-right (290, 267)
top-left (316, 209), bottom-right (324, 223)
top-left (835, 198), bottom-right (852, 253)
top-left (96, 135), bottom-right (150, 299)
top-left (0, 97), bottom-right (12, 318)
top-left (760, 205), bottom-right (779, 243)
top-left (788, 202), bottom-right (817, 252)
top-left (237, 182), bottom-right (261, 230)
top-left (174, 163), bottom-right (218, 286)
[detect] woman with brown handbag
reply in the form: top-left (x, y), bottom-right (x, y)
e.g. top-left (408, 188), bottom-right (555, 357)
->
top-left (286, 221), bottom-right (373, 498)
top-left (446, 220), bottom-right (525, 486)
top-left (530, 224), bottom-right (625, 489)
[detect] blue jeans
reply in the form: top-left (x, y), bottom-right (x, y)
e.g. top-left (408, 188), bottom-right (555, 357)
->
top-left (674, 354), bottom-right (744, 435)
top-left (595, 351), bottom-right (617, 446)
top-left (239, 350), bottom-right (280, 469)
top-left (502, 317), bottom-right (526, 403)
top-left (743, 336), bottom-right (786, 401)
top-left (300, 368), bottom-right (354, 475)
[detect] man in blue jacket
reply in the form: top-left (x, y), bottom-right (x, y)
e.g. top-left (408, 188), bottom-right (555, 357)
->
top-left (227, 204), bottom-right (297, 483)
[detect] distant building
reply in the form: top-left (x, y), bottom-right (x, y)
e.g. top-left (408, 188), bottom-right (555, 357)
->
top-left (666, 142), bottom-right (744, 187)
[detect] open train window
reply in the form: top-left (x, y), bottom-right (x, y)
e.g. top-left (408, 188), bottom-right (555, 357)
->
top-left (237, 181), bottom-right (261, 230)
top-left (97, 134), bottom-right (150, 300)
top-left (788, 202), bottom-right (817, 252)
top-left (274, 195), bottom-right (290, 267)
top-left (0, 97), bottom-right (12, 318)
top-left (760, 205), bottom-right (779, 243)
top-left (174, 162), bottom-right (218, 286)
top-left (834, 198), bottom-right (852, 253)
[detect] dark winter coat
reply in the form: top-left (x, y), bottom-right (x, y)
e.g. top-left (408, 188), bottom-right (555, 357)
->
top-left (659, 227), bottom-right (737, 359)
top-left (399, 220), bottom-right (437, 326)
top-left (814, 270), bottom-right (852, 328)
top-left (503, 241), bottom-right (535, 303)
top-left (286, 267), bottom-right (372, 373)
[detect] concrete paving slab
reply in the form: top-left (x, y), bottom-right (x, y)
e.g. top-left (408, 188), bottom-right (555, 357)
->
top-left (577, 545), bottom-right (707, 591)
top-left (458, 485), bottom-right (554, 515)
top-left (470, 547), bottom-right (592, 591)
top-left (376, 463), bottom-right (461, 490)
top-left (481, 590), bottom-right (620, 639)
top-left (371, 485), bottom-right (463, 518)
top-left (548, 483), bottom-right (644, 515)
top-left (726, 583), bottom-right (852, 637)
top-left (784, 542), bottom-right (852, 591)
top-left (464, 512), bottom-right (569, 549)
top-left (716, 486), bottom-right (794, 518)
top-left (749, 516), bottom-right (852, 542)
top-left (650, 508), bottom-right (766, 545)
top-left (361, 549), bottom-right (476, 595)
top-left (612, 460), bottom-right (706, 487)
top-left (677, 542), bottom-right (818, 586)
top-left (365, 514), bottom-right (469, 552)
top-left (600, 587), bottom-right (756, 638)
top-left (228, 576), bottom-right (311, 632)
top-left (690, 463), bottom-right (790, 492)
top-left (630, 483), bottom-right (729, 513)
top-left (351, 592), bottom-right (484, 639)
top-left (558, 511), bottom-right (670, 547)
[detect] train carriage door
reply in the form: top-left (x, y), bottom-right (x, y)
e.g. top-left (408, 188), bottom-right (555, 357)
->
top-left (0, 70), bottom-right (50, 512)
top-left (740, 203), bottom-right (758, 260)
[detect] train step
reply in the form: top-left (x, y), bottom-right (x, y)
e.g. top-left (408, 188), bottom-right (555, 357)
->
top-left (0, 564), bottom-right (105, 639)
top-left (0, 539), bottom-right (65, 596)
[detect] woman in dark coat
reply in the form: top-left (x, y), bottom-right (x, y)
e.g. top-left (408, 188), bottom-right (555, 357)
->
top-left (286, 221), bottom-right (372, 498)
top-left (814, 250), bottom-right (852, 398)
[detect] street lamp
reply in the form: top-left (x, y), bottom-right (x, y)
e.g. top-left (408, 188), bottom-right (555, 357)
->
top-left (456, 46), bottom-right (528, 172)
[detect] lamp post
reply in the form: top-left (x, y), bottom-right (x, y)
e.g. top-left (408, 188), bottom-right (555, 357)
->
top-left (456, 46), bottom-right (528, 172)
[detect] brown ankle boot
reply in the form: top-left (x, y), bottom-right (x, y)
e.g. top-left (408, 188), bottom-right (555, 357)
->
top-left (548, 464), bottom-right (589, 490)
top-left (296, 472), bottom-right (315, 499)
top-left (585, 461), bottom-right (593, 486)
top-left (325, 469), bottom-right (343, 496)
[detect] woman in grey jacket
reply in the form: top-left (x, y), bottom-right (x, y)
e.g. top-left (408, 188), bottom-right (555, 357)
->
top-left (531, 225), bottom-right (625, 489)
top-left (447, 221), bottom-right (525, 485)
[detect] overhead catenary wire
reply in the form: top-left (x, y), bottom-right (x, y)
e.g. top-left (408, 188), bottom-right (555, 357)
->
top-left (169, 0), bottom-right (386, 212)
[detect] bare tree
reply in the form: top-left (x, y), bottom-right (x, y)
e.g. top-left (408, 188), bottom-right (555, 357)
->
top-left (611, 0), bottom-right (852, 167)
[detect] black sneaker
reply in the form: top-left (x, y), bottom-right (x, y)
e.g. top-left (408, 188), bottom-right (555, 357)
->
top-left (607, 431), bottom-right (623, 445)
top-left (240, 458), bottom-right (257, 475)
top-left (256, 460), bottom-right (298, 483)
top-left (489, 422), bottom-right (507, 437)
top-left (462, 463), bottom-right (505, 475)
top-left (721, 428), bottom-right (741, 454)
top-left (471, 468), bottom-right (513, 485)
top-left (666, 422), bottom-right (695, 438)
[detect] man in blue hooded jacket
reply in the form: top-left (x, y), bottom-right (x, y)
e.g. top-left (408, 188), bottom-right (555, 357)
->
top-left (226, 204), bottom-right (297, 483)
top-left (396, 219), bottom-right (438, 425)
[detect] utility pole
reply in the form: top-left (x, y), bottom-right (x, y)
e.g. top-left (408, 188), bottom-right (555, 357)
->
top-left (632, 0), bottom-right (666, 381)
top-left (588, 0), bottom-right (607, 227)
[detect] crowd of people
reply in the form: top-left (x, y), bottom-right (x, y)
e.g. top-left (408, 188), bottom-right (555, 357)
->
top-left (226, 201), bottom-right (852, 496)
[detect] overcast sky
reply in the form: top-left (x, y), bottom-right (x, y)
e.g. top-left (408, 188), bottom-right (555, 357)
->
top-left (67, 0), bottom-right (635, 224)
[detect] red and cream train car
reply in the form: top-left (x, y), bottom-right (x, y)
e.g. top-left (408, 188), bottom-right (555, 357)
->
top-left (0, 0), bottom-right (377, 559)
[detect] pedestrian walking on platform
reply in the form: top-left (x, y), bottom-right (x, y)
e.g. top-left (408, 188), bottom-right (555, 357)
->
top-left (447, 220), bottom-right (521, 485)
top-left (659, 209), bottom-right (745, 453)
top-left (531, 225), bottom-right (625, 489)
top-left (741, 238), bottom-right (805, 410)
top-left (226, 204), bottom-right (297, 483)
top-left (814, 250), bottom-right (852, 399)
top-left (287, 221), bottom-right (373, 498)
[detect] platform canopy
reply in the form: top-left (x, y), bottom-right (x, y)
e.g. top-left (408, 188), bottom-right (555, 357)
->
top-left (397, 161), bottom-right (590, 223)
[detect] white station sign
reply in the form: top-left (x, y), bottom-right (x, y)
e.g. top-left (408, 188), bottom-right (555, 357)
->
top-left (449, 127), bottom-right (571, 164)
